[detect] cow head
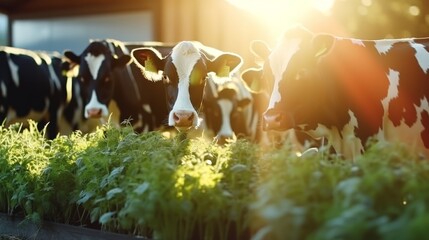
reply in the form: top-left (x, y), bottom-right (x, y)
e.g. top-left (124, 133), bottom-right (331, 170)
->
top-left (131, 41), bottom-right (243, 131)
top-left (242, 26), bottom-right (335, 133)
top-left (203, 74), bottom-right (253, 143)
top-left (63, 41), bottom-right (131, 119)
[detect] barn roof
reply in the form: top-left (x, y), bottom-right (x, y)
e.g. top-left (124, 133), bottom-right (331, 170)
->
top-left (0, 0), bottom-right (158, 18)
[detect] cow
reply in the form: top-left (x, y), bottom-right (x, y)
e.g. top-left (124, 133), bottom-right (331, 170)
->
top-left (241, 25), bottom-right (429, 159)
top-left (202, 72), bottom-right (261, 144)
top-left (202, 70), bottom-right (316, 151)
top-left (63, 39), bottom-right (173, 132)
top-left (0, 47), bottom-right (67, 138)
top-left (57, 62), bottom-right (102, 135)
top-left (0, 46), bottom-right (102, 139)
top-left (130, 41), bottom-right (243, 131)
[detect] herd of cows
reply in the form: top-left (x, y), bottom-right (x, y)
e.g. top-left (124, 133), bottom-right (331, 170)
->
top-left (1, 25), bottom-right (429, 159)
top-left (0, 38), bottom-right (265, 143)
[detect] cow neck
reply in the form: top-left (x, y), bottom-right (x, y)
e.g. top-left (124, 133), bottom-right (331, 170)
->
top-left (109, 40), bottom-right (141, 102)
top-left (318, 38), bottom-right (388, 144)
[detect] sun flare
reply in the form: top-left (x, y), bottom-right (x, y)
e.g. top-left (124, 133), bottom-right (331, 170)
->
top-left (226, 0), bottom-right (336, 35)
top-left (226, 0), bottom-right (335, 15)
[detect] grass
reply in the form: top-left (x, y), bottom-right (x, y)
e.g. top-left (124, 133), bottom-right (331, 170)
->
top-left (0, 121), bottom-right (429, 240)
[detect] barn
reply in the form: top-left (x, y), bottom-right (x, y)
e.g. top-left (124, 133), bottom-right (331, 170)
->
top-left (0, 0), bottom-right (270, 64)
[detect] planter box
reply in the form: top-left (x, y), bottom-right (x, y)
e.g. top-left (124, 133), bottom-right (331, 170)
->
top-left (0, 213), bottom-right (146, 240)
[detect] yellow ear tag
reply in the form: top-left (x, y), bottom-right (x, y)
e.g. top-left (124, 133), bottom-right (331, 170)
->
top-left (217, 65), bottom-right (230, 78)
top-left (250, 77), bottom-right (262, 92)
top-left (190, 69), bottom-right (203, 86)
top-left (144, 58), bottom-right (157, 73)
top-left (315, 46), bottom-right (328, 58)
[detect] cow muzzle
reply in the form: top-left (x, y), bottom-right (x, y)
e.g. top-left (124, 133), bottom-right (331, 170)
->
top-left (173, 110), bottom-right (195, 131)
top-left (86, 108), bottom-right (103, 118)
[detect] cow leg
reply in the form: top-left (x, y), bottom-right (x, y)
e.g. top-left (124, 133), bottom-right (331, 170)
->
top-left (46, 97), bottom-right (60, 139)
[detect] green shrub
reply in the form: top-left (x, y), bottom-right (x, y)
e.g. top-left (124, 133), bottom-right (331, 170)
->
top-left (251, 141), bottom-right (429, 240)
top-left (0, 122), bottom-right (51, 219)
top-left (1, 122), bottom-right (429, 240)
top-left (74, 127), bottom-right (255, 239)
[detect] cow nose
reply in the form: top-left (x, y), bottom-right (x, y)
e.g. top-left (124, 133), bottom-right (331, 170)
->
top-left (87, 108), bottom-right (102, 118)
top-left (263, 111), bottom-right (284, 131)
top-left (173, 110), bottom-right (195, 130)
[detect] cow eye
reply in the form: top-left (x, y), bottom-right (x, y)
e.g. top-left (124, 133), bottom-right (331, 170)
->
top-left (162, 75), bottom-right (170, 84)
top-left (236, 106), bottom-right (244, 112)
top-left (105, 77), bottom-right (110, 82)
top-left (80, 77), bottom-right (86, 83)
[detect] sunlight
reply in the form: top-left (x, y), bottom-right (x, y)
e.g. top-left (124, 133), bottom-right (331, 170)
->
top-left (226, 0), bottom-right (335, 31)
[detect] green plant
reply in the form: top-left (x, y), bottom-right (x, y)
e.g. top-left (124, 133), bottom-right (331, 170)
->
top-left (2, 122), bottom-right (429, 240)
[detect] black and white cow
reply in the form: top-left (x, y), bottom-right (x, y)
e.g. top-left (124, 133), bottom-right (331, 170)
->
top-left (0, 47), bottom-right (65, 138)
top-left (57, 63), bottom-right (102, 135)
top-left (0, 46), bottom-right (101, 138)
top-left (202, 73), bottom-right (261, 143)
top-left (64, 39), bottom-right (173, 132)
top-left (131, 41), bottom-right (243, 131)
top-left (242, 25), bottom-right (429, 159)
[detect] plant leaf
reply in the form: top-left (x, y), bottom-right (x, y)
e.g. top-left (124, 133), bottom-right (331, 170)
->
top-left (134, 182), bottom-right (150, 195)
top-left (106, 187), bottom-right (123, 200)
top-left (99, 211), bottom-right (116, 225)
top-left (77, 191), bottom-right (94, 205)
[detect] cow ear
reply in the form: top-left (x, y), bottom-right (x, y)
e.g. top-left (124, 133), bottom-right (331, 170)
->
top-left (63, 50), bottom-right (80, 64)
top-left (235, 84), bottom-right (252, 109)
top-left (241, 67), bottom-right (263, 93)
top-left (237, 98), bottom-right (252, 110)
top-left (208, 53), bottom-right (243, 82)
top-left (113, 55), bottom-right (132, 68)
top-left (250, 40), bottom-right (271, 61)
top-left (312, 34), bottom-right (334, 58)
top-left (131, 47), bottom-right (165, 81)
top-left (222, 77), bottom-right (253, 109)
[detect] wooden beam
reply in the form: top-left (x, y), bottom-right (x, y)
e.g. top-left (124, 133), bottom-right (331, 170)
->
top-left (152, 0), bottom-right (163, 41)
top-left (4, 0), bottom-right (162, 46)
top-left (7, 0), bottom-right (156, 19)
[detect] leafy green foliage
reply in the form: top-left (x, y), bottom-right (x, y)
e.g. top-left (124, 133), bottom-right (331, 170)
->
top-left (251, 142), bottom-right (429, 240)
top-left (0, 121), bottom-right (97, 224)
top-left (74, 128), bottom-right (254, 239)
top-left (1, 122), bottom-right (429, 240)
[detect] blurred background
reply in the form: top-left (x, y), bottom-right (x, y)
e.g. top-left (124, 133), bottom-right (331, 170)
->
top-left (0, 0), bottom-right (428, 67)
